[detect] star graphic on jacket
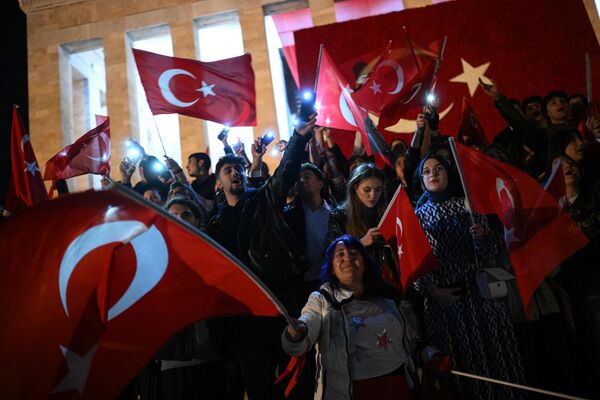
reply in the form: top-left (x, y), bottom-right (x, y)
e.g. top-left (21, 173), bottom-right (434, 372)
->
top-left (52, 342), bottom-right (100, 395)
top-left (24, 160), bottom-right (40, 176)
top-left (449, 58), bottom-right (491, 97)
top-left (197, 81), bottom-right (216, 97)
top-left (376, 329), bottom-right (391, 350)
top-left (370, 81), bottom-right (382, 94)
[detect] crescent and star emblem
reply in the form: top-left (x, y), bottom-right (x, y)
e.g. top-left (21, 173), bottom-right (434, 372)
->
top-left (371, 60), bottom-right (404, 95)
top-left (53, 220), bottom-right (169, 396)
top-left (395, 217), bottom-right (404, 259)
top-left (495, 178), bottom-right (520, 246)
top-left (158, 68), bottom-right (216, 108)
top-left (59, 220), bottom-right (169, 321)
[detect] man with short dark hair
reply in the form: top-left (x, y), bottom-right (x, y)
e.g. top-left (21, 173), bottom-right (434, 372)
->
top-left (186, 152), bottom-right (216, 201)
top-left (284, 163), bottom-right (331, 295)
top-left (208, 115), bottom-right (316, 400)
top-left (543, 90), bottom-right (570, 128)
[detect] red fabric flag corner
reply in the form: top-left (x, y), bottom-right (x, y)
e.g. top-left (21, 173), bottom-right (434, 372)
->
top-left (458, 97), bottom-right (487, 146)
top-left (455, 143), bottom-right (588, 313)
top-left (3, 105), bottom-right (49, 212)
top-left (379, 186), bottom-right (437, 289)
top-left (132, 49), bottom-right (257, 126)
top-left (0, 188), bottom-right (282, 399)
top-left (44, 118), bottom-right (111, 181)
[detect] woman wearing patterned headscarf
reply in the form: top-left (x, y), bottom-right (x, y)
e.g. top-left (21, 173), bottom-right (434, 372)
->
top-left (414, 153), bottom-right (525, 399)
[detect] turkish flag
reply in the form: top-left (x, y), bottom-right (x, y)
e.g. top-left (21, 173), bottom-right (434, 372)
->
top-left (457, 97), bottom-right (486, 146)
top-left (3, 105), bottom-right (48, 212)
top-left (44, 118), bottom-right (111, 181)
top-left (455, 143), bottom-right (588, 312)
top-left (376, 58), bottom-right (437, 130)
top-left (315, 47), bottom-right (373, 155)
top-left (133, 48), bottom-right (257, 126)
top-left (379, 186), bottom-right (437, 289)
top-left (353, 33), bottom-right (422, 115)
top-left (0, 187), bottom-right (282, 399)
top-left (294, 0), bottom-right (599, 141)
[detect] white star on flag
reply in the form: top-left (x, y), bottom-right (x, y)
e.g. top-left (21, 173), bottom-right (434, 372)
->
top-left (52, 342), bottom-right (100, 395)
top-left (197, 81), bottom-right (216, 97)
top-left (24, 160), bottom-right (40, 176)
top-left (449, 58), bottom-right (491, 97)
top-left (370, 81), bottom-right (382, 94)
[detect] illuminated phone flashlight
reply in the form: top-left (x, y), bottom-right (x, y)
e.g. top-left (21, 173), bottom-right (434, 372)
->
top-left (152, 161), bottom-right (165, 173)
top-left (426, 94), bottom-right (436, 104)
top-left (270, 148), bottom-right (280, 157)
top-left (291, 115), bottom-right (299, 126)
top-left (302, 91), bottom-right (313, 101)
top-left (127, 147), bottom-right (141, 159)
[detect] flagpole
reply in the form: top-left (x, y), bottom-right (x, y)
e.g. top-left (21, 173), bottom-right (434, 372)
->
top-left (378, 184), bottom-right (402, 228)
top-left (313, 44), bottom-right (324, 94)
top-left (450, 370), bottom-right (589, 400)
top-left (150, 115), bottom-right (169, 157)
top-left (447, 137), bottom-right (476, 225)
top-left (585, 52), bottom-right (592, 102)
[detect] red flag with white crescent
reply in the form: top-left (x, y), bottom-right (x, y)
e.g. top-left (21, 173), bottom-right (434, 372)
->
top-left (132, 49), bottom-right (256, 126)
top-left (455, 143), bottom-right (588, 313)
top-left (379, 186), bottom-right (437, 289)
top-left (3, 105), bottom-right (48, 212)
top-left (0, 187), bottom-right (282, 399)
top-left (44, 117), bottom-right (111, 181)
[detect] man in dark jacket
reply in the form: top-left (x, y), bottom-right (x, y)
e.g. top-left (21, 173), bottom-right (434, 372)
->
top-left (207, 115), bottom-right (315, 400)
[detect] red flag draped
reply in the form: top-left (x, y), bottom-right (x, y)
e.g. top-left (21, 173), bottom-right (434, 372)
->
top-left (44, 118), bottom-right (111, 181)
top-left (379, 186), bottom-right (437, 289)
top-left (133, 49), bottom-right (257, 126)
top-left (0, 188), bottom-right (282, 399)
top-left (295, 0), bottom-right (599, 141)
top-left (455, 143), bottom-right (588, 312)
top-left (3, 105), bottom-right (48, 212)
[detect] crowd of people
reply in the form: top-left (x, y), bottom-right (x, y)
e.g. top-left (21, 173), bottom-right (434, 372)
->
top-left (106, 77), bottom-right (600, 400)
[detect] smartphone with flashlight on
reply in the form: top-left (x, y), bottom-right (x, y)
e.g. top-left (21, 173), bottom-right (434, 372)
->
top-left (299, 91), bottom-right (316, 122)
top-left (217, 127), bottom-right (230, 141)
top-left (125, 138), bottom-right (144, 164)
top-left (260, 130), bottom-right (276, 148)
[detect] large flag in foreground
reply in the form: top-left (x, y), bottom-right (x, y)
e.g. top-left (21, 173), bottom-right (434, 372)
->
top-left (379, 186), bottom-right (437, 289)
top-left (455, 143), bottom-right (588, 312)
top-left (44, 118), bottom-right (111, 181)
top-left (3, 105), bottom-right (48, 212)
top-left (133, 49), bottom-right (257, 126)
top-left (0, 188), bottom-right (282, 399)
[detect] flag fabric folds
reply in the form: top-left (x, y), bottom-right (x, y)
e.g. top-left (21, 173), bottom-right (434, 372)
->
top-left (3, 105), bottom-right (48, 212)
top-left (0, 188), bottom-right (282, 399)
top-left (353, 33), bottom-right (421, 115)
top-left (315, 47), bottom-right (373, 155)
top-left (457, 97), bottom-right (487, 146)
top-left (132, 49), bottom-right (257, 126)
top-left (379, 186), bottom-right (437, 289)
top-left (455, 143), bottom-right (588, 312)
top-left (44, 117), bottom-right (111, 181)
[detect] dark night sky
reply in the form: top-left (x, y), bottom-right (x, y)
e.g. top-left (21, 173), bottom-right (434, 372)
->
top-left (0, 1), bottom-right (28, 208)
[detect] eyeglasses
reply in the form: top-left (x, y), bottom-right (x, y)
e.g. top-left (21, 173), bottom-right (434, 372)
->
top-left (421, 165), bottom-right (445, 178)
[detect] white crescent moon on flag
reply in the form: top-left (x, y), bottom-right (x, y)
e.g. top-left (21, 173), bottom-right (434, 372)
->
top-left (339, 86), bottom-right (357, 127)
top-left (21, 134), bottom-right (30, 153)
top-left (377, 60), bottom-right (404, 95)
top-left (158, 69), bottom-right (199, 108)
top-left (59, 220), bottom-right (169, 321)
top-left (395, 217), bottom-right (404, 238)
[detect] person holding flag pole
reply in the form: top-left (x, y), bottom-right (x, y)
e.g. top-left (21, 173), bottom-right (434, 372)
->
top-left (413, 142), bottom-right (526, 399)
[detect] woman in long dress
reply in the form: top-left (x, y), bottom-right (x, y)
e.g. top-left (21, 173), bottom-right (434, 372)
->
top-left (414, 154), bottom-right (525, 399)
